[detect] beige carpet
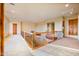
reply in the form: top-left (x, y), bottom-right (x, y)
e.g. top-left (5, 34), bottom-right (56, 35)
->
top-left (33, 44), bottom-right (79, 56)
top-left (32, 37), bottom-right (79, 56)
top-left (4, 34), bottom-right (32, 56)
top-left (52, 37), bottom-right (79, 50)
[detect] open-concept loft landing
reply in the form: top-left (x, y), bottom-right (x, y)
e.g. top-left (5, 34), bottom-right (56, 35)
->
top-left (0, 3), bottom-right (79, 56)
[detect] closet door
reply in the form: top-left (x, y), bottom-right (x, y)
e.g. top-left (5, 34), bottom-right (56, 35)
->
top-left (69, 19), bottom-right (78, 35)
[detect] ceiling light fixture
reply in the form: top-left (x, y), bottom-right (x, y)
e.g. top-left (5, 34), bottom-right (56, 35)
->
top-left (10, 10), bottom-right (15, 13)
top-left (70, 8), bottom-right (73, 14)
top-left (70, 12), bottom-right (72, 14)
top-left (65, 4), bottom-right (69, 7)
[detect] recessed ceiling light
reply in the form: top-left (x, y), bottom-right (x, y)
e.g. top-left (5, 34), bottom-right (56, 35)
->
top-left (10, 10), bottom-right (15, 13)
top-left (70, 12), bottom-right (72, 14)
top-left (65, 4), bottom-right (69, 7)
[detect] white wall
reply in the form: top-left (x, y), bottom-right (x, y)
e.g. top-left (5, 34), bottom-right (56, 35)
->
top-left (20, 16), bottom-right (63, 33)
top-left (4, 16), bottom-right (10, 37)
top-left (54, 17), bottom-right (63, 31)
top-left (35, 17), bottom-right (63, 32)
top-left (21, 22), bottom-right (35, 33)
top-left (10, 21), bottom-right (21, 35)
top-left (21, 21), bottom-right (47, 33)
top-left (35, 23), bottom-right (47, 32)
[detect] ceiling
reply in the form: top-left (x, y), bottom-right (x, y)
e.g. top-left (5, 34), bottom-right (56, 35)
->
top-left (4, 3), bottom-right (79, 23)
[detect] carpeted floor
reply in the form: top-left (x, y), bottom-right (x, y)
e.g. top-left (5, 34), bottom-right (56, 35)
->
top-left (32, 37), bottom-right (79, 56)
top-left (4, 34), bottom-right (32, 56)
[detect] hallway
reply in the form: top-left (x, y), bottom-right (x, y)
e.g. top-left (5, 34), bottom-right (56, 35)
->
top-left (4, 34), bottom-right (32, 56)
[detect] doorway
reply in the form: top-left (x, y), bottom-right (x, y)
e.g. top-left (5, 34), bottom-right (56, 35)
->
top-left (13, 23), bottom-right (17, 35)
top-left (51, 22), bottom-right (55, 34)
top-left (47, 22), bottom-right (55, 33)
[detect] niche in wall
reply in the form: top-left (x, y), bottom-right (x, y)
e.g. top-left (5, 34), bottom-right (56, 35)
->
top-left (69, 18), bottom-right (78, 35)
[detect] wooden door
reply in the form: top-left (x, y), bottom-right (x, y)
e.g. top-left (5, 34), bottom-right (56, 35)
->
top-left (13, 24), bottom-right (17, 35)
top-left (0, 3), bottom-right (4, 56)
top-left (69, 19), bottom-right (78, 35)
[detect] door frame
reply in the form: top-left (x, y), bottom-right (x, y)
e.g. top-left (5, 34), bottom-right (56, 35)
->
top-left (62, 16), bottom-right (66, 37)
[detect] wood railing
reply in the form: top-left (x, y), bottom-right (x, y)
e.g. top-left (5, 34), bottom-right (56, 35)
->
top-left (21, 31), bottom-right (48, 50)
